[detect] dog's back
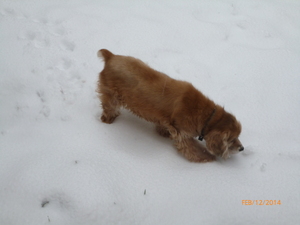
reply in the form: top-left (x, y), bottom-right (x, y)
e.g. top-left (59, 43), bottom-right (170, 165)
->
top-left (98, 49), bottom-right (169, 84)
top-left (97, 49), bottom-right (193, 120)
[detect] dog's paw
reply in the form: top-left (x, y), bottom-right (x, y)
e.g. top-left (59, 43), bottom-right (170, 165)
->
top-left (101, 114), bottom-right (117, 124)
top-left (187, 151), bottom-right (216, 163)
top-left (181, 148), bottom-right (216, 163)
top-left (188, 145), bottom-right (216, 163)
top-left (195, 153), bottom-right (216, 163)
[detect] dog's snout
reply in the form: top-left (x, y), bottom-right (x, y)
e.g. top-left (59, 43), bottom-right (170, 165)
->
top-left (239, 146), bottom-right (244, 152)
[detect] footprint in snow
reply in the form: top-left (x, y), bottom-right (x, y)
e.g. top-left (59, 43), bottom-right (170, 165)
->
top-left (36, 90), bottom-right (47, 103)
top-left (1, 7), bottom-right (29, 19)
top-left (18, 30), bottom-right (50, 48)
top-left (61, 40), bottom-right (75, 52)
top-left (260, 163), bottom-right (267, 172)
top-left (56, 58), bottom-right (73, 71)
top-left (49, 27), bottom-right (66, 37)
top-left (45, 57), bottom-right (86, 106)
top-left (0, 8), bottom-right (16, 16)
top-left (32, 17), bottom-right (50, 25)
top-left (251, 160), bottom-right (267, 172)
top-left (39, 105), bottom-right (51, 118)
top-left (236, 20), bottom-right (248, 30)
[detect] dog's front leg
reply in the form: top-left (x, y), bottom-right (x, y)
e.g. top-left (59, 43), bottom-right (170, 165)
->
top-left (173, 137), bottom-right (216, 163)
top-left (156, 124), bottom-right (171, 138)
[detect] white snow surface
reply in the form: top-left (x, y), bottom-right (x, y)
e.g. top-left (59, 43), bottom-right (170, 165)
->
top-left (1, 0), bottom-right (300, 224)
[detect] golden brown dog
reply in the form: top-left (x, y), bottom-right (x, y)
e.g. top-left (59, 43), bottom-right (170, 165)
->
top-left (97, 49), bottom-right (244, 162)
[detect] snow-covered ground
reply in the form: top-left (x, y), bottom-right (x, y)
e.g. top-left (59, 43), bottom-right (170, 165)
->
top-left (1, 0), bottom-right (300, 224)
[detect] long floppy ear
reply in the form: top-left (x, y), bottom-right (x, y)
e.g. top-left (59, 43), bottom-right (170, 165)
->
top-left (221, 131), bottom-right (231, 159)
top-left (205, 131), bottom-right (225, 157)
top-left (222, 131), bottom-right (230, 141)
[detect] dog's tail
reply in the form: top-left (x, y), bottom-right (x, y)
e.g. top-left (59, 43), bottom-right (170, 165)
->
top-left (97, 49), bottom-right (114, 62)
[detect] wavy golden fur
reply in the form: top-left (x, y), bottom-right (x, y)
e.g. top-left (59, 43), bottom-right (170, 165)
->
top-left (97, 49), bottom-right (244, 162)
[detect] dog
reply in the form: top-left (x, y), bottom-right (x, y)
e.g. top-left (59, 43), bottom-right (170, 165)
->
top-left (97, 49), bottom-right (244, 162)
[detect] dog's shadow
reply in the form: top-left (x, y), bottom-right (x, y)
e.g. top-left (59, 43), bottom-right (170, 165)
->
top-left (102, 109), bottom-right (174, 158)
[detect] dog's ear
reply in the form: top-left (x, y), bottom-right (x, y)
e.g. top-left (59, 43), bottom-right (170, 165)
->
top-left (205, 131), bottom-right (224, 157)
top-left (221, 131), bottom-right (230, 141)
top-left (205, 131), bottom-right (229, 158)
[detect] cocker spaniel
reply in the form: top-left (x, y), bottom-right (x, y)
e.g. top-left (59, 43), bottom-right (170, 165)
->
top-left (97, 49), bottom-right (244, 162)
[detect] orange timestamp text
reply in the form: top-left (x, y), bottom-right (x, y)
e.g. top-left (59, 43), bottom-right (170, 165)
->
top-left (242, 200), bottom-right (281, 205)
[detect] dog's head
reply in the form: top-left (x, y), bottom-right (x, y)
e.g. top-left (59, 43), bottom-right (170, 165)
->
top-left (205, 112), bottom-right (243, 159)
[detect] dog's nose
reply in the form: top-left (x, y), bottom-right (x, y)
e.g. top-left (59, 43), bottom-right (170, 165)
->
top-left (239, 146), bottom-right (244, 152)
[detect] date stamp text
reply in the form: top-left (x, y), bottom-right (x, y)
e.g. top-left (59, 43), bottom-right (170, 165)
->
top-left (242, 200), bottom-right (281, 205)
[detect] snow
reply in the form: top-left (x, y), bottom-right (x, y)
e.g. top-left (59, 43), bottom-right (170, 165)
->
top-left (0, 0), bottom-right (300, 224)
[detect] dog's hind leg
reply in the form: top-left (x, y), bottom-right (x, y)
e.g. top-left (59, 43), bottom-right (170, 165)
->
top-left (99, 88), bottom-right (120, 124)
top-left (173, 137), bottom-right (216, 163)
